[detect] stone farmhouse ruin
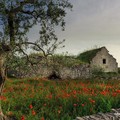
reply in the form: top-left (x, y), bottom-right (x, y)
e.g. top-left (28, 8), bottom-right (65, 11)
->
top-left (8, 46), bottom-right (118, 79)
top-left (78, 47), bottom-right (118, 73)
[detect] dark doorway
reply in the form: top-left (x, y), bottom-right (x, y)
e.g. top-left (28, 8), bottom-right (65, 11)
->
top-left (48, 71), bottom-right (61, 80)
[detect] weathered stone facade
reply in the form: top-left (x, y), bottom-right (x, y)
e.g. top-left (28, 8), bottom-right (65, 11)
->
top-left (90, 47), bottom-right (118, 73)
top-left (9, 64), bottom-right (91, 79)
top-left (60, 64), bottom-right (90, 79)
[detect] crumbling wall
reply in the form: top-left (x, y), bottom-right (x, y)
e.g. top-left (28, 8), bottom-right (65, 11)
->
top-left (60, 64), bottom-right (90, 79)
top-left (8, 64), bottom-right (91, 79)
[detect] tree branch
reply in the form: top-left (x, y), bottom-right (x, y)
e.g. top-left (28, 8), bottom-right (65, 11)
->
top-left (16, 41), bottom-right (46, 56)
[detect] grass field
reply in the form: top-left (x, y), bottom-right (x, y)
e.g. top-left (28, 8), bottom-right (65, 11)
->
top-left (1, 78), bottom-right (120, 120)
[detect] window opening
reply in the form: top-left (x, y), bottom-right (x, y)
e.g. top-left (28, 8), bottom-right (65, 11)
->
top-left (103, 59), bottom-right (106, 64)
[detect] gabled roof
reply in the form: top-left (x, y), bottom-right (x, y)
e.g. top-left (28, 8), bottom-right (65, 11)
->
top-left (77, 47), bottom-right (106, 63)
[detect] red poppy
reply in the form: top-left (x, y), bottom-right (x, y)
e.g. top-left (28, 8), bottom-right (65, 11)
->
top-left (100, 91), bottom-right (107, 96)
top-left (58, 110), bottom-right (61, 114)
top-left (21, 115), bottom-right (25, 120)
top-left (44, 103), bottom-right (47, 106)
top-left (73, 104), bottom-right (77, 107)
top-left (40, 117), bottom-right (45, 120)
top-left (116, 90), bottom-right (120, 93)
top-left (81, 104), bottom-right (85, 107)
top-left (29, 104), bottom-right (33, 109)
top-left (32, 110), bottom-right (36, 115)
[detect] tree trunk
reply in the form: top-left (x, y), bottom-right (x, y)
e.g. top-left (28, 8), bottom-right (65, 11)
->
top-left (8, 12), bottom-right (15, 46)
top-left (0, 46), bottom-right (12, 120)
top-left (0, 53), bottom-right (8, 120)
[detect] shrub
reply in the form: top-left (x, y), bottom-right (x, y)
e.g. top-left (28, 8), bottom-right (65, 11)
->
top-left (91, 66), bottom-right (104, 77)
top-left (118, 68), bottom-right (120, 74)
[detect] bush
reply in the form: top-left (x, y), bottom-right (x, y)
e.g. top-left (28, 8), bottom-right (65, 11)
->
top-left (91, 66), bottom-right (104, 77)
top-left (118, 68), bottom-right (120, 74)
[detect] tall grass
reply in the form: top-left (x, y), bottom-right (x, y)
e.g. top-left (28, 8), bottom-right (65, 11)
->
top-left (1, 78), bottom-right (120, 120)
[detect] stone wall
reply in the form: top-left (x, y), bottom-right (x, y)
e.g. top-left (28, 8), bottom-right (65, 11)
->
top-left (60, 64), bottom-right (91, 79)
top-left (8, 63), bottom-right (91, 79)
top-left (75, 108), bottom-right (120, 120)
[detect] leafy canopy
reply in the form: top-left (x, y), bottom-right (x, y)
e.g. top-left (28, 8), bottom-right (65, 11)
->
top-left (0, 0), bottom-right (72, 57)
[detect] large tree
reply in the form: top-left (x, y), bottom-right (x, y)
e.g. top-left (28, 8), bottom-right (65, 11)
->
top-left (0, 0), bottom-right (72, 119)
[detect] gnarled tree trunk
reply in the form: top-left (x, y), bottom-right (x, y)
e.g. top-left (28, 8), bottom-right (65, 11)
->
top-left (0, 53), bottom-right (7, 120)
top-left (0, 45), bottom-right (11, 120)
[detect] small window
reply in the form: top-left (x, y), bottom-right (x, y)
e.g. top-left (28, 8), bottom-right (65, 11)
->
top-left (103, 59), bottom-right (106, 64)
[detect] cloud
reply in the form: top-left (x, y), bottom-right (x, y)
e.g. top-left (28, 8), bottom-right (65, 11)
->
top-left (27, 0), bottom-right (120, 66)
top-left (56, 0), bottom-right (120, 46)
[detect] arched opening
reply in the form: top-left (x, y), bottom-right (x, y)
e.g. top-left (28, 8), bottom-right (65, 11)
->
top-left (48, 71), bottom-right (61, 80)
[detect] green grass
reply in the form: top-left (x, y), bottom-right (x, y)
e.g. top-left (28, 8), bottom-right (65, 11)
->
top-left (1, 78), bottom-right (120, 120)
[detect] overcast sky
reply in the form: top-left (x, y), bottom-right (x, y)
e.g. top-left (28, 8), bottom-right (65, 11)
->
top-left (28, 0), bottom-right (120, 66)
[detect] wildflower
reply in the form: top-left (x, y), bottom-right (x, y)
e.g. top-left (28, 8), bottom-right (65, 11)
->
top-left (58, 110), bottom-right (61, 114)
top-left (21, 115), bottom-right (25, 120)
top-left (89, 98), bottom-right (95, 104)
top-left (43, 103), bottom-right (47, 107)
top-left (59, 105), bottom-right (62, 109)
top-left (112, 93), bottom-right (117, 97)
top-left (3, 89), bottom-right (7, 93)
top-left (116, 90), bottom-right (120, 94)
top-left (73, 95), bottom-right (77, 98)
top-left (81, 104), bottom-right (85, 107)
top-left (73, 90), bottom-right (77, 95)
top-left (48, 94), bottom-right (52, 99)
top-left (73, 104), bottom-right (77, 107)
top-left (40, 117), bottom-right (45, 120)
top-left (0, 96), bottom-right (7, 101)
top-left (32, 110), bottom-right (36, 115)
top-left (7, 111), bottom-right (13, 116)
top-left (29, 104), bottom-right (33, 109)
top-left (100, 91), bottom-right (107, 96)
top-left (66, 93), bottom-right (70, 97)
top-left (83, 88), bottom-right (89, 93)
top-left (91, 100), bottom-right (95, 104)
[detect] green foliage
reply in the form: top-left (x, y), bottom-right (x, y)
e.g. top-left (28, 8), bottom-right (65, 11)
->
top-left (95, 97), bottom-right (112, 113)
top-left (77, 48), bottom-right (101, 63)
top-left (118, 68), bottom-right (120, 74)
top-left (91, 66), bottom-right (104, 77)
top-left (91, 66), bottom-right (119, 79)
top-left (2, 78), bottom-right (120, 119)
top-left (105, 72), bottom-right (118, 77)
top-left (6, 55), bottom-right (28, 77)
top-left (7, 53), bottom-right (84, 77)
top-left (0, 1), bottom-right (73, 118)
top-left (51, 54), bottom-right (84, 68)
top-left (0, 0), bottom-right (72, 54)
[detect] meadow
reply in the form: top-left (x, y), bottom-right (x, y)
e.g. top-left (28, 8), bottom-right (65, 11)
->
top-left (1, 78), bottom-right (120, 120)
